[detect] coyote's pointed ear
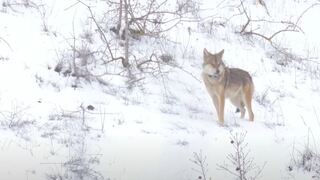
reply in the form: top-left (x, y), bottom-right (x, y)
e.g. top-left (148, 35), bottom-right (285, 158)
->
top-left (203, 48), bottom-right (210, 57)
top-left (218, 49), bottom-right (224, 56)
top-left (217, 49), bottom-right (224, 59)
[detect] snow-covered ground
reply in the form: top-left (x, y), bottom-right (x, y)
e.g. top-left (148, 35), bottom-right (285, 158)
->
top-left (1, 0), bottom-right (320, 180)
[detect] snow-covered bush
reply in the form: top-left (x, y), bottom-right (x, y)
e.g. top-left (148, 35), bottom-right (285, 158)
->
top-left (290, 145), bottom-right (320, 179)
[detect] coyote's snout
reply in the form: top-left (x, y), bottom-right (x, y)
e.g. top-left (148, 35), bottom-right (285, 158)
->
top-left (202, 48), bottom-right (254, 125)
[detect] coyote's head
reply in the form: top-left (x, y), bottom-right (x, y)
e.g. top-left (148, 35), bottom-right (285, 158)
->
top-left (202, 48), bottom-right (225, 79)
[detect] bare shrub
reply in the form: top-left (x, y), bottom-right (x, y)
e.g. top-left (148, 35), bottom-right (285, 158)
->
top-left (290, 131), bottom-right (320, 179)
top-left (217, 132), bottom-right (265, 180)
top-left (190, 150), bottom-right (212, 180)
top-left (266, 47), bottom-right (320, 79)
top-left (1, 0), bottom-right (38, 12)
top-left (53, 0), bottom-right (202, 90)
top-left (236, 1), bottom-right (320, 77)
top-left (45, 155), bottom-right (104, 180)
top-left (1, 0), bottom-right (50, 32)
top-left (0, 102), bottom-right (36, 140)
top-left (42, 105), bottom-right (106, 180)
top-left (254, 88), bottom-right (270, 107)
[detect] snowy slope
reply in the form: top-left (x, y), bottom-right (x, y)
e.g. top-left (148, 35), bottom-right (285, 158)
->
top-left (0, 0), bottom-right (320, 180)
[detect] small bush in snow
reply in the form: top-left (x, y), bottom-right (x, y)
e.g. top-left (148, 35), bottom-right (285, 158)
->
top-left (190, 151), bottom-right (211, 180)
top-left (218, 132), bottom-right (265, 180)
top-left (254, 88), bottom-right (270, 107)
top-left (290, 145), bottom-right (320, 179)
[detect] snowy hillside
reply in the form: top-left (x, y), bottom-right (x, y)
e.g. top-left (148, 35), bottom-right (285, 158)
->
top-left (1, 0), bottom-right (320, 180)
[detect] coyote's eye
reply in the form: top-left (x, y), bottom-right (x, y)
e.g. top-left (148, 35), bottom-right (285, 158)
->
top-left (217, 62), bottom-right (224, 72)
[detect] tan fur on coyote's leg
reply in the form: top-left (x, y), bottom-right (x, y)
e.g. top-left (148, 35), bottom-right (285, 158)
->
top-left (211, 95), bottom-right (219, 119)
top-left (218, 94), bottom-right (225, 124)
top-left (240, 107), bottom-right (246, 119)
top-left (243, 85), bottom-right (254, 121)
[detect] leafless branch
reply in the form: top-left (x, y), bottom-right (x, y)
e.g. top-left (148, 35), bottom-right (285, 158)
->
top-left (190, 150), bottom-right (210, 180)
top-left (0, 37), bottom-right (13, 51)
top-left (238, 0), bottom-right (302, 43)
top-left (217, 132), bottom-right (266, 180)
top-left (76, 0), bottom-right (127, 67)
top-left (294, 3), bottom-right (320, 30)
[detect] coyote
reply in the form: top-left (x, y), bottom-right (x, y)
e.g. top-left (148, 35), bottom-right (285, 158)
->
top-left (202, 48), bottom-right (254, 125)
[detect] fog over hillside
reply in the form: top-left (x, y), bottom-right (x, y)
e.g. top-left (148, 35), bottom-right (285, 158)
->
top-left (0, 0), bottom-right (320, 179)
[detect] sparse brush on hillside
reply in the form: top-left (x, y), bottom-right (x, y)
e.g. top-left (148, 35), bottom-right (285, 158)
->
top-left (1, 0), bottom-right (320, 180)
top-left (290, 129), bottom-right (320, 179)
top-left (291, 147), bottom-right (320, 179)
top-left (217, 132), bottom-right (266, 180)
top-left (49, 0), bottom-right (320, 91)
top-left (51, 0), bottom-right (201, 89)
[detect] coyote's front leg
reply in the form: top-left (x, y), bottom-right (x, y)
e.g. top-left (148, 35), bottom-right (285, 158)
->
top-left (210, 94), bottom-right (218, 115)
top-left (217, 93), bottom-right (225, 124)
